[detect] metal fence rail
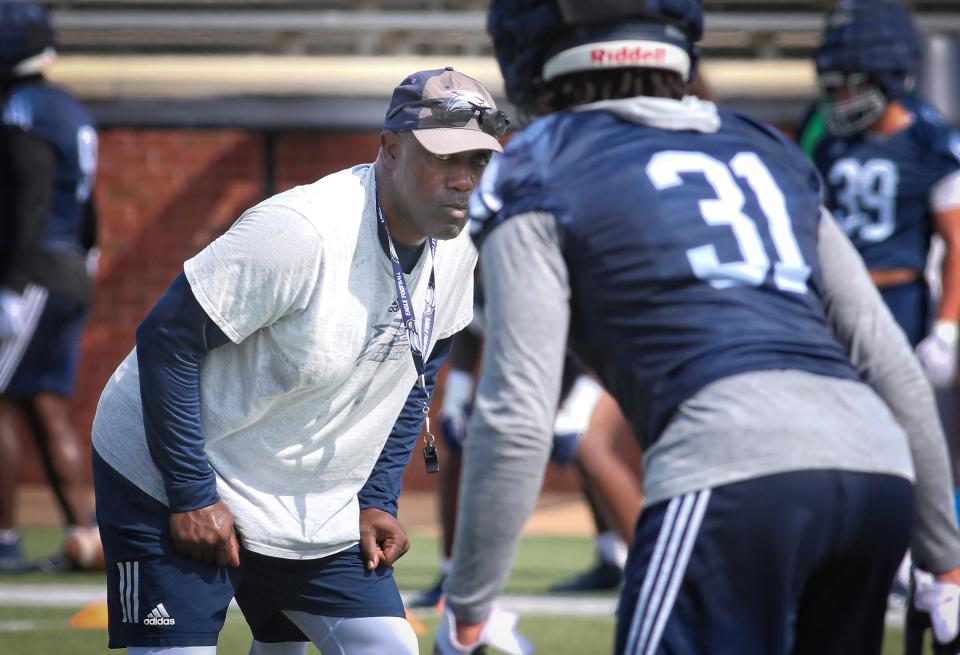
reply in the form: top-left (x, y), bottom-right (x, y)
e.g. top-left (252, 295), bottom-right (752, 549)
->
top-left (47, 7), bottom-right (960, 58)
top-left (44, 0), bottom-right (960, 8)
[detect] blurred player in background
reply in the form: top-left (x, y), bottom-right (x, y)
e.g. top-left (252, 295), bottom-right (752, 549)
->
top-left (563, 391), bottom-right (642, 591)
top-left (798, 0), bottom-right (960, 386)
top-left (435, 0), bottom-right (960, 653)
top-left (797, 2), bottom-right (960, 649)
top-left (92, 67), bottom-right (500, 654)
top-left (409, 315), bottom-right (633, 607)
top-left (0, 0), bottom-right (102, 573)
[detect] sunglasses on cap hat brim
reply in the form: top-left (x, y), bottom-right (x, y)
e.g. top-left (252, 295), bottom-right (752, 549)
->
top-left (387, 97), bottom-right (510, 139)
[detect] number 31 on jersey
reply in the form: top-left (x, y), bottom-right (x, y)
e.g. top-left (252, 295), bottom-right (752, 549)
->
top-left (647, 151), bottom-right (811, 294)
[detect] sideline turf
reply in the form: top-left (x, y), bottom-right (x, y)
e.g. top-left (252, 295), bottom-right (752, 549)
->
top-left (0, 606), bottom-right (911, 655)
top-left (4, 528), bottom-right (601, 593)
top-left (0, 529), bottom-right (910, 654)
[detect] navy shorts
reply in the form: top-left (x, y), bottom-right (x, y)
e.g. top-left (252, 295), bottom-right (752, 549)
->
top-left (0, 284), bottom-right (88, 397)
top-left (616, 469), bottom-right (912, 655)
top-left (93, 450), bottom-right (405, 649)
top-left (880, 279), bottom-right (930, 347)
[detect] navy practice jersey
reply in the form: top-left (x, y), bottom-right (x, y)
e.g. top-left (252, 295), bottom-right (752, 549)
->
top-left (472, 108), bottom-right (859, 449)
top-left (1, 78), bottom-right (97, 255)
top-left (801, 94), bottom-right (960, 271)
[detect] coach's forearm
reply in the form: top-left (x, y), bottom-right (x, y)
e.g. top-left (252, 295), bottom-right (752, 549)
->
top-left (137, 273), bottom-right (230, 513)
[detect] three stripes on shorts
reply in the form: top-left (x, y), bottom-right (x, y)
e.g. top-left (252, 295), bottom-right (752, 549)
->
top-left (118, 561), bottom-right (177, 626)
top-left (624, 489), bottom-right (711, 655)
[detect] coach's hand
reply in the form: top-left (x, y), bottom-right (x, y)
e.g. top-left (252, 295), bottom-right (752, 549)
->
top-left (170, 500), bottom-right (241, 568)
top-left (359, 508), bottom-right (409, 571)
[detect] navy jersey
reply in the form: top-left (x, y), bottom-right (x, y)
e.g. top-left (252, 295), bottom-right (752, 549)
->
top-left (1, 79), bottom-right (97, 254)
top-left (472, 108), bottom-right (859, 448)
top-left (803, 94), bottom-right (960, 271)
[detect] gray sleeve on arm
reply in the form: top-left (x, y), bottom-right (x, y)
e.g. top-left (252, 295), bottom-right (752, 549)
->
top-left (818, 212), bottom-right (960, 572)
top-left (445, 212), bottom-right (571, 624)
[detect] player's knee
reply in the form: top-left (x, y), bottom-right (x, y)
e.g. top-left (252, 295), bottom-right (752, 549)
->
top-left (335, 616), bottom-right (418, 655)
top-left (286, 613), bottom-right (418, 655)
top-left (32, 392), bottom-right (73, 431)
top-left (340, 616), bottom-right (418, 655)
top-left (380, 618), bottom-right (420, 655)
top-left (378, 617), bottom-right (419, 655)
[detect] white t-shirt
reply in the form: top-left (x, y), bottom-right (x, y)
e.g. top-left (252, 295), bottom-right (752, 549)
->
top-left (92, 164), bottom-right (476, 559)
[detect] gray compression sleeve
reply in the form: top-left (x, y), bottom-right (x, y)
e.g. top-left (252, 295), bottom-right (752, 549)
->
top-left (445, 212), bottom-right (570, 624)
top-left (818, 213), bottom-right (960, 572)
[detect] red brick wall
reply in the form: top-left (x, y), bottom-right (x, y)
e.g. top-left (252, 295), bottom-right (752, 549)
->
top-left (17, 128), bottom-right (582, 494)
top-left (76, 130), bottom-right (264, 432)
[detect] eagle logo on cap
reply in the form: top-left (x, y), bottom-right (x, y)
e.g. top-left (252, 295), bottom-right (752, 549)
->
top-left (449, 89), bottom-right (490, 108)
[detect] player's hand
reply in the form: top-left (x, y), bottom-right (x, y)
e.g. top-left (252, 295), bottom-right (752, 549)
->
top-left (553, 375), bottom-right (602, 437)
top-left (434, 605), bottom-right (534, 655)
top-left (440, 412), bottom-right (469, 451)
top-left (551, 376), bottom-right (603, 466)
top-left (0, 288), bottom-right (25, 340)
top-left (908, 567), bottom-right (960, 653)
top-left (440, 369), bottom-right (473, 450)
top-left (169, 500), bottom-right (240, 568)
top-left (916, 321), bottom-right (959, 388)
top-left (85, 246), bottom-right (101, 278)
top-left (359, 508), bottom-right (409, 571)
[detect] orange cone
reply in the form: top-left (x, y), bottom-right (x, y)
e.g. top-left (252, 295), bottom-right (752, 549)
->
top-left (405, 608), bottom-right (426, 636)
top-left (69, 602), bottom-right (109, 629)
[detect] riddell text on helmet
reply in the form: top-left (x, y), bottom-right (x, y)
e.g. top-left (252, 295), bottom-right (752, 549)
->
top-left (590, 46), bottom-right (666, 65)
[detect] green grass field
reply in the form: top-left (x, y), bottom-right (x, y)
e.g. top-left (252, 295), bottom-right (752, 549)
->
top-left (0, 528), bottom-right (908, 654)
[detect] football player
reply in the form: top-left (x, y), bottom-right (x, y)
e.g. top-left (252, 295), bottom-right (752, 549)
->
top-left (798, 6), bottom-right (960, 647)
top-left (0, 0), bottom-right (102, 573)
top-left (409, 312), bottom-right (634, 608)
top-left (435, 0), bottom-right (960, 653)
top-left (798, 0), bottom-right (960, 388)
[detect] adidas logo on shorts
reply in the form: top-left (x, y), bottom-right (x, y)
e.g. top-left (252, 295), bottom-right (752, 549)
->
top-left (143, 603), bottom-right (176, 626)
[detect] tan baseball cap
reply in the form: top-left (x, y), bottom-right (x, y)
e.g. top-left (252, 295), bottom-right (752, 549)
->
top-left (384, 67), bottom-right (507, 155)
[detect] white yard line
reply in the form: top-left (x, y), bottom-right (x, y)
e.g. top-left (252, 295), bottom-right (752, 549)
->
top-left (0, 585), bottom-right (616, 615)
top-left (0, 584), bottom-right (905, 629)
top-left (0, 585), bottom-right (105, 606)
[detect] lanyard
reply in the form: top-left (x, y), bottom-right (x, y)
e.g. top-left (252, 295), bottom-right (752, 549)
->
top-left (375, 200), bottom-right (441, 473)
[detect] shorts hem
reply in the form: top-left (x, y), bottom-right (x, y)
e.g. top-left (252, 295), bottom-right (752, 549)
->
top-left (108, 632), bottom-right (220, 648)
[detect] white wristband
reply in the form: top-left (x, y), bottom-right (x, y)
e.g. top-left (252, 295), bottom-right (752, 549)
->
top-left (441, 369), bottom-right (474, 416)
top-left (933, 320), bottom-right (959, 345)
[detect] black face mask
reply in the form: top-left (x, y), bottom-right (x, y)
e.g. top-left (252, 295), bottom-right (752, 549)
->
top-left (819, 71), bottom-right (890, 138)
